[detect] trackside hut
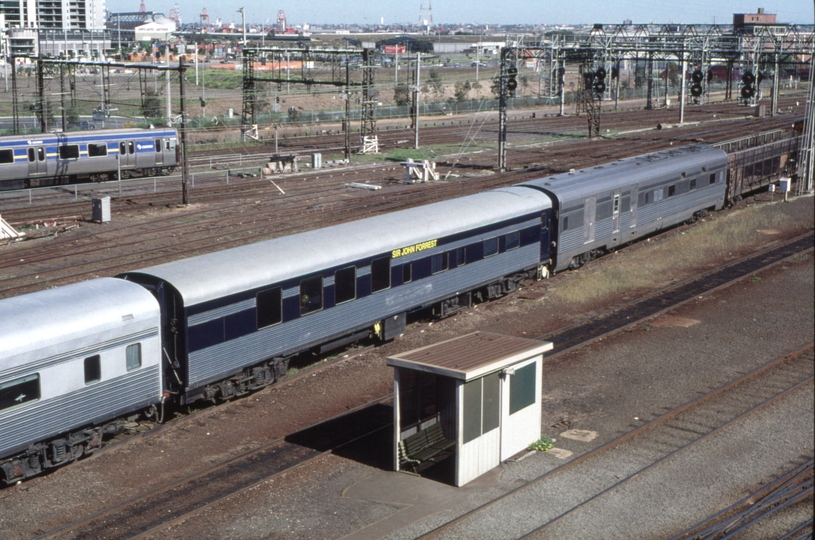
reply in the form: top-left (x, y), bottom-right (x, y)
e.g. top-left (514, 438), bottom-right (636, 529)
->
top-left (388, 332), bottom-right (552, 486)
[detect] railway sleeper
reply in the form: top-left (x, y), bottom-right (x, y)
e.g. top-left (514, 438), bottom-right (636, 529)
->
top-left (1, 421), bottom-right (124, 485)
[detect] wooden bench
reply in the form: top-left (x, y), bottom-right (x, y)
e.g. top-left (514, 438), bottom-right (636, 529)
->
top-left (398, 422), bottom-right (455, 473)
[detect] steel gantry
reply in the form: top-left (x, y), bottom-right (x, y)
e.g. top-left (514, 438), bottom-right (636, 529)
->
top-left (238, 46), bottom-right (373, 154)
top-left (35, 58), bottom-right (192, 205)
top-left (495, 23), bottom-right (813, 171)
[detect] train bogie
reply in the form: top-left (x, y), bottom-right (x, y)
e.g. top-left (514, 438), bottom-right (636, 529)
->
top-left (0, 278), bottom-right (162, 484)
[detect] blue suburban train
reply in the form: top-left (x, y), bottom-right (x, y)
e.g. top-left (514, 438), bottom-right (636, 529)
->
top-left (0, 144), bottom-right (728, 484)
top-left (0, 128), bottom-right (179, 189)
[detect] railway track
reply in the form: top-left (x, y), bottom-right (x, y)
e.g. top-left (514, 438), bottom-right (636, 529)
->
top-left (420, 344), bottom-right (813, 539)
top-left (670, 458), bottom-right (813, 540)
top-left (27, 230), bottom-right (813, 539)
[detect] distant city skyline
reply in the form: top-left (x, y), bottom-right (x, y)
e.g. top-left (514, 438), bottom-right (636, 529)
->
top-left (105, 0), bottom-right (814, 28)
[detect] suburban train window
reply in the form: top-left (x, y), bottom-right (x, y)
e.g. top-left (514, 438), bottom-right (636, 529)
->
top-left (59, 145), bottom-right (80, 160)
top-left (126, 344), bottom-right (142, 371)
top-left (37, 148), bottom-right (45, 161)
top-left (456, 247), bottom-right (466, 266)
top-left (300, 276), bottom-right (323, 314)
top-left (562, 216), bottom-right (569, 231)
top-left (28, 148), bottom-right (35, 162)
top-left (402, 263), bottom-right (412, 283)
top-left (371, 257), bottom-right (391, 292)
top-left (431, 253), bottom-right (449, 274)
top-left (506, 231), bottom-right (520, 250)
top-left (256, 287), bottom-right (282, 328)
top-left (128, 141), bottom-right (135, 154)
top-left (155, 139), bottom-right (162, 153)
top-left (689, 178), bottom-right (697, 190)
top-left (0, 374), bottom-right (40, 411)
top-left (88, 143), bottom-right (107, 157)
top-left (0, 149), bottom-right (13, 164)
top-left (668, 185), bottom-right (676, 197)
top-left (335, 266), bottom-right (356, 304)
top-left (84, 355), bottom-right (101, 385)
top-left (484, 237), bottom-right (499, 257)
top-left (120, 142), bottom-right (126, 155)
top-left (709, 173), bottom-right (716, 184)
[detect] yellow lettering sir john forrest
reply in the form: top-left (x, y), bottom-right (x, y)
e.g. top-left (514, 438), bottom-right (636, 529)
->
top-left (391, 239), bottom-right (438, 258)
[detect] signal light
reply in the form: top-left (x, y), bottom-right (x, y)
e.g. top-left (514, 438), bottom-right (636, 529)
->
top-left (741, 70), bottom-right (756, 101)
top-left (691, 70), bottom-right (703, 84)
top-left (506, 64), bottom-right (518, 92)
top-left (592, 67), bottom-right (606, 94)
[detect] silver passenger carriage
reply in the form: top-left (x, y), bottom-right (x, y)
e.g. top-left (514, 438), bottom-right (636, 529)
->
top-left (0, 128), bottom-right (179, 190)
top-left (518, 144), bottom-right (728, 272)
top-left (0, 278), bottom-right (162, 484)
top-left (120, 187), bottom-right (553, 404)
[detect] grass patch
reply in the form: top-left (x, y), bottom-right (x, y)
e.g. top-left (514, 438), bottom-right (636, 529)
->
top-left (548, 197), bottom-right (814, 306)
top-left (528, 435), bottom-right (554, 452)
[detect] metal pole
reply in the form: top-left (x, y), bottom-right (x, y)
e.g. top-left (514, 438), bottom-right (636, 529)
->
top-left (179, 56), bottom-right (190, 205)
top-left (414, 52), bottom-right (420, 149)
top-left (498, 48), bottom-right (508, 171)
top-left (679, 51), bottom-right (687, 124)
top-left (117, 154), bottom-right (122, 196)
top-left (345, 62), bottom-right (351, 160)
top-left (166, 44), bottom-right (172, 127)
top-left (37, 58), bottom-right (46, 133)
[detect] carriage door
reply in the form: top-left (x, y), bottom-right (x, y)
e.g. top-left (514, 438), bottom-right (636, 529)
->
top-left (610, 191), bottom-right (622, 248)
top-left (154, 139), bottom-right (164, 166)
top-left (119, 141), bottom-right (135, 168)
top-left (583, 196), bottom-right (596, 245)
top-left (27, 146), bottom-right (47, 175)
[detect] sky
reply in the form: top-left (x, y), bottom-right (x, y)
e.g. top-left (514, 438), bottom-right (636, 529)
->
top-left (107, 0), bottom-right (814, 28)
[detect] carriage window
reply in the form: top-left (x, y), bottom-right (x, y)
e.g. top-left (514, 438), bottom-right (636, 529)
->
top-left (119, 141), bottom-right (126, 155)
top-left (562, 216), bottom-right (569, 231)
top-left (654, 188), bottom-right (663, 202)
top-left (155, 139), bottom-right (162, 153)
top-left (37, 147), bottom-right (45, 161)
top-left (709, 173), bottom-right (716, 184)
top-left (484, 237), bottom-right (499, 257)
top-left (0, 149), bottom-right (13, 164)
top-left (128, 141), bottom-right (135, 154)
top-left (689, 178), bottom-right (697, 190)
top-left (257, 287), bottom-right (282, 328)
top-left (668, 184), bottom-right (676, 197)
top-left (59, 145), bottom-right (80, 159)
top-left (0, 374), bottom-right (40, 411)
top-left (88, 143), bottom-right (107, 157)
top-left (506, 231), bottom-right (520, 250)
top-left (126, 343), bottom-right (142, 371)
top-left (334, 266), bottom-right (356, 304)
top-left (28, 148), bottom-right (35, 162)
top-left (456, 247), bottom-right (466, 266)
top-left (84, 355), bottom-right (101, 384)
top-left (371, 257), bottom-right (390, 292)
top-left (431, 252), bottom-right (449, 274)
top-left (300, 276), bottom-right (323, 315)
top-left (402, 263), bottom-right (412, 283)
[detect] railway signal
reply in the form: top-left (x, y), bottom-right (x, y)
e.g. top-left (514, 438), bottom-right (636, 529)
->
top-left (593, 67), bottom-right (606, 94)
top-left (507, 64), bottom-right (518, 92)
top-left (741, 70), bottom-right (756, 100)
